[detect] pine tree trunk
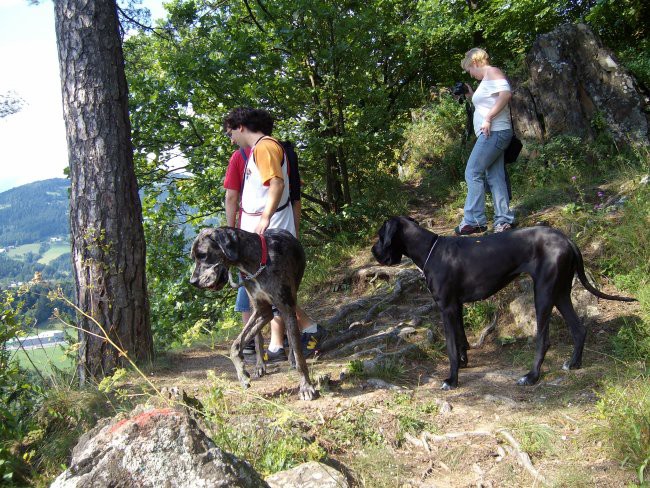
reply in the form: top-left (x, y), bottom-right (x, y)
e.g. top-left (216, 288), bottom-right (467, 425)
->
top-left (54, 0), bottom-right (153, 383)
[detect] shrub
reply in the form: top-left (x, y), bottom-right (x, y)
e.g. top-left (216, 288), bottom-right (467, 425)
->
top-left (401, 95), bottom-right (467, 183)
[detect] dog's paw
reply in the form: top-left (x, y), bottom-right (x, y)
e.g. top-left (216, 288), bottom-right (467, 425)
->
top-left (252, 364), bottom-right (266, 378)
top-left (238, 371), bottom-right (251, 389)
top-left (441, 379), bottom-right (457, 391)
top-left (299, 384), bottom-right (318, 401)
top-left (562, 359), bottom-right (581, 371)
top-left (516, 373), bottom-right (538, 386)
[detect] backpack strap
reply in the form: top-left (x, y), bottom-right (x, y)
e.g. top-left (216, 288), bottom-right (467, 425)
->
top-left (240, 137), bottom-right (291, 216)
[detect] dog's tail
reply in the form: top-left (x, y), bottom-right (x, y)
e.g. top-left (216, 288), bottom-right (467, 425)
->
top-left (569, 239), bottom-right (637, 302)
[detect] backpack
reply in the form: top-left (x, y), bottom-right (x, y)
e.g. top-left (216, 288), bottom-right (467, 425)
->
top-left (239, 139), bottom-right (301, 204)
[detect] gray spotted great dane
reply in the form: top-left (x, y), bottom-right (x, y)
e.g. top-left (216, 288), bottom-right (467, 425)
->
top-left (190, 227), bottom-right (316, 401)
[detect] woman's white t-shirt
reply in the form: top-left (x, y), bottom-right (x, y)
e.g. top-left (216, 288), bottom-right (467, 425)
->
top-left (471, 78), bottom-right (512, 136)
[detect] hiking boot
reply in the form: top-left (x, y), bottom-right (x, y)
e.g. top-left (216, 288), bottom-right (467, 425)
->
top-left (301, 325), bottom-right (326, 358)
top-left (242, 338), bottom-right (256, 355)
top-left (454, 224), bottom-right (488, 236)
top-left (263, 348), bottom-right (287, 363)
top-left (494, 222), bottom-right (515, 233)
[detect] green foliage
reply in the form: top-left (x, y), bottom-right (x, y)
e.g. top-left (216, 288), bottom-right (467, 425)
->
top-left (596, 378), bottom-right (650, 483)
top-left (401, 95), bottom-right (467, 184)
top-left (511, 421), bottom-right (558, 459)
top-left (463, 300), bottom-right (497, 332)
top-left (617, 40), bottom-right (650, 88)
top-left (203, 377), bottom-right (325, 476)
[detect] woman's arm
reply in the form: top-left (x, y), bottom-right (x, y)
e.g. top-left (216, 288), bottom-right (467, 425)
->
top-left (479, 90), bottom-right (512, 137)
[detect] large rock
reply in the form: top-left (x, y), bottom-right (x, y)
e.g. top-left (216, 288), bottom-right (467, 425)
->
top-left (50, 407), bottom-right (268, 488)
top-left (265, 461), bottom-right (348, 488)
top-left (508, 275), bottom-right (600, 337)
top-left (512, 23), bottom-right (649, 146)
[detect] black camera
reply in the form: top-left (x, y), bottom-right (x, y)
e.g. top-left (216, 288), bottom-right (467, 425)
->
top-left (452, 81), bottom-right (469, 98)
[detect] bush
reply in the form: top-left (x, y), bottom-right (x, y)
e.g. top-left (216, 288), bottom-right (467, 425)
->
top-left (401, 95), bottom-right (467, 183)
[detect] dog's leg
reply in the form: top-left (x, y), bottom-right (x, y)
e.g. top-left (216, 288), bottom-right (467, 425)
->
top-left (254, 332), bottom-right (265, 377)
top-left (231, 309), bottom-right (266, 388)
top-left (457, 319), bottom-right (470, 368)
top-left (555, 291), bottom-right (587, 371)
top-left (517, 285), bottom-right (554, 386)
top-left (279, 304), bottom-right (317, 401)
top-left (440, 302), bottom-right (463, 390)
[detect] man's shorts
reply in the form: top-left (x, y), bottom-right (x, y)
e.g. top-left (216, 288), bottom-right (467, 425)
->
top-left (233, 286), bottom-right (279, 316)
top-left (234, 286), bottom-right (251, 313)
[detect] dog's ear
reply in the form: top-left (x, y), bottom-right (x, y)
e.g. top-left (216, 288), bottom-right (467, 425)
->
top-left (211, 228), bottom-right (239, 262)
top-left (379, 218), bottom-right (399, 248)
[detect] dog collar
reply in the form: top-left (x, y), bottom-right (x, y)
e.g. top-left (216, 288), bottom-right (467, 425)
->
top-left (227, 233), bottom-right (268, 289)
top-left (259, 233), bottom-right (268, 266)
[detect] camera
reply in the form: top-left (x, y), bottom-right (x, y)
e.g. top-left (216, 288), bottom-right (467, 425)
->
top-left (452, 81), bottom-right (469, 102)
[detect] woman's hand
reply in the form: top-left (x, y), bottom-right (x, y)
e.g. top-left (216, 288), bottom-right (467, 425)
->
top-left (480, 118), bottom-right (492, 137)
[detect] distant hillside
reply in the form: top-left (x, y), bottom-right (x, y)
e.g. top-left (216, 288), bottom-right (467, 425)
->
top-left (0, 178), bottom-right (70, 247)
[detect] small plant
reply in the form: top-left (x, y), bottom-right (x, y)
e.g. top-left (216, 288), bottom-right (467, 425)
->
top-left (463, 301), bottom-right (497, 332)
top-left (596, 377), bottom-right (650, 484)
top-left (511, 421), bottom-right (558, 459)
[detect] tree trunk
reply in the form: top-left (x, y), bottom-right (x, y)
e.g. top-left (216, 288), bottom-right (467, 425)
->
top-left (54, 0), bottom-right (153, 383)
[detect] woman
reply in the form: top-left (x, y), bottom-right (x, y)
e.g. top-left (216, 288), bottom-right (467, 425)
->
top-left (455, 48), bottom-right (515, 235)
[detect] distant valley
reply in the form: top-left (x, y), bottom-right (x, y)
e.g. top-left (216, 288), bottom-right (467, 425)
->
top-left (0, 179), bottom-right (71, 287)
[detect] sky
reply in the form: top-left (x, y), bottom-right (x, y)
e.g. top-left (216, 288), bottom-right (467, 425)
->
top-left (0, 0), bottom-right (166, 193)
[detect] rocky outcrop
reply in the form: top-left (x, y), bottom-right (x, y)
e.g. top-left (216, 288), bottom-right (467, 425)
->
top-left (50, 407), bottom-right (268, 488)
top-left (266, 461), bottom-right (349, 488)
top-left (508, 276), bottom-right (599, 337)
top-left (512, 23), bottom-right (649, 146)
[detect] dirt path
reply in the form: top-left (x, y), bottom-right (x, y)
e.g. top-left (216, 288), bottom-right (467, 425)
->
top-left (151, 207), bottom-right (641, 487)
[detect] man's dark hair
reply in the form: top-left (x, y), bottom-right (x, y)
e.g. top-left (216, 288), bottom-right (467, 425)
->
top-left (223, 107), bottom-right (274, 135)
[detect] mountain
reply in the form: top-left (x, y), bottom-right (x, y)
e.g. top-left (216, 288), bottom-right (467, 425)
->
top-left (0, 178), bottom-right (70, 247)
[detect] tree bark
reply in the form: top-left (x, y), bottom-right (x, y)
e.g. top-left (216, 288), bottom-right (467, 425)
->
top-left (54, 0), bottom-right (153, 383)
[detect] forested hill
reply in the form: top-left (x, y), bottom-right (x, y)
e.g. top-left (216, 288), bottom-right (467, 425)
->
top-left (0, 178), bottom-right (69, 247)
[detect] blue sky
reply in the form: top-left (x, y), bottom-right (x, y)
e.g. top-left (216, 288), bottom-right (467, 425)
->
top-left (0, 0), bottom-right (166, 193)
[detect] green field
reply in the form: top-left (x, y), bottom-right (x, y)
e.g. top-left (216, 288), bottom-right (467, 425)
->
top-left (14, 345), bottom-right (75, 375)
top-left (38, 243), bottom-right (70, 264)
top-left (6, 242), bottom-right (41, 260)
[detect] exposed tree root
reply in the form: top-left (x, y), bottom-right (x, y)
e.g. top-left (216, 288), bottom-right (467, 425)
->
top-left (364, 269), bottom-right (423, 322)
top-left (471, 313), bottom-right (498, 348)
top-left (404, 428), bottom-right (549, 487)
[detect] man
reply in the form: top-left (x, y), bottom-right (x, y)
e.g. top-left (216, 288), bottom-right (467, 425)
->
top-left (222, 107), bottom-right (323, 361)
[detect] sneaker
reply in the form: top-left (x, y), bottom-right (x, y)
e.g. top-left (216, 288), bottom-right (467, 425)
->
top-left (301, 325), bottom-right (326, 358)
top-left (263, 348), bottom-right (287, 363)
top-left (494, 222), bottom-right (514, 233)
top-left (454, 224), bottom-right (488, 236)
top-left (242, 339), bottom-right (256, 355)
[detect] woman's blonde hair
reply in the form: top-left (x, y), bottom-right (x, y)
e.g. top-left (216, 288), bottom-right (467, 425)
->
top-left (461, 48), bottom-right (490, 71)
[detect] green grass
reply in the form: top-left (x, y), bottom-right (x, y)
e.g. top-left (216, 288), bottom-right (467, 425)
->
top-left (14, 345), bottom-right (75, 375)
top-left (6, 242), bottom-right (41, 260)
top-left (38, 243), bottom-right (70, 264)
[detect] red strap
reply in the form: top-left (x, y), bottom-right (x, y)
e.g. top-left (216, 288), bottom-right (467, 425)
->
top-left (259, 233), bottom-right (268, 266)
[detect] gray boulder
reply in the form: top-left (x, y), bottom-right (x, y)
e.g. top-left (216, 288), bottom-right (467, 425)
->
top-left (265, 461), bottom-right (348, 488)
top-left (50, 406), bottom-right (268, 488)
top-left (512, 23), bottom-right (649, 146)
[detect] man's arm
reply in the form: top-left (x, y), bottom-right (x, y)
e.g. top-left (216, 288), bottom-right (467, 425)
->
top-left (225, 189), bottom-right (240, 227)
top-left (255, 177), bottom-right (284, 234)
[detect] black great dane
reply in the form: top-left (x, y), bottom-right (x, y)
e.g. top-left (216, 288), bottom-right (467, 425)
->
top-left (372, 216), bottom-right (636, 390)
top-left (190, 227), bottom-right (317, 401)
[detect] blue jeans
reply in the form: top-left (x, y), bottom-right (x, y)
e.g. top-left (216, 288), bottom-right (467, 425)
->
top-left (234, 286), bottom-right (250, 313)
top-left (461, 129), bottom-right (515, 228)
top-left (234, 283), bottom-right (279, 316)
